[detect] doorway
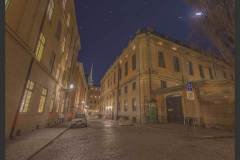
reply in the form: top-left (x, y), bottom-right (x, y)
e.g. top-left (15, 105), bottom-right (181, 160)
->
top-left (166, 96), bottom-right (184, 123)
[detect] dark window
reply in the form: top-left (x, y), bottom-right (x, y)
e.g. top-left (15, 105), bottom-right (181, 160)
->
top-left (208, 68), bottom-right (214, 79)
top-left (161, 80), bottom-right (167, 88)
top-left (158, 51), bottom-right (165, 68)
top-left (231, 74), bottom-right (234, 80)
top-left (199, 65), bottom-right (205, 78)
top-left (55, 21), bottom-right (62, 40)
top-left (49, 52), bottom-right (56, 72)
top-left (118, 89), bottom-right (121, 96)
top-left (188, 61), bottom-right (193, 75)
top-left (173, 56), bottom-right (180, 72)
top-left (132, 98), bottom-right (136, 111)
top-left (117, 102), bottom-right (121, 111)
top-left (124, 100), bottom-right (128, 112)
top-left (125, 62), bottom-right (128, 76)
top-left (124, 86), bottom-right (128, 94)
top-left (223, 71), bottom-right (227, 79)
top-left (114, 72), bottom-right (116, 84)
top-left (118, 68), bottom-right (122, 80)
top-left (132, 82), bottom-right (136, 90)
top-left (132, 54), bottom-right (136, 70)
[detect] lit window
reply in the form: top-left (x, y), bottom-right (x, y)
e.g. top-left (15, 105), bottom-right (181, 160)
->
top-left (66, 14), bottom-right (70, 27)
top-left (38, 88), bottom-right (48, 113)
top-left (49, 97), bottom-right (55, 112)
top-left (5, 0), bottom-right (11, 9)
top-left (47, 0), bottom-right (54, 20)
top-left (19, 80), bottom-right (35, 113)
top-left (35, 33), bottom-right (46, 61)
top-left (62, 0), bottom-right (67, 9)
top-left (62, 37), bottom-right (66, 52)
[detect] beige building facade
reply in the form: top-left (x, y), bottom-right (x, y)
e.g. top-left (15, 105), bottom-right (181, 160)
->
top-left (5, 0), bottom-right (81, 138)
top-left (100, 28), bottom-right (234, 127)
top-left (87, 85), bottom-right (100, 115)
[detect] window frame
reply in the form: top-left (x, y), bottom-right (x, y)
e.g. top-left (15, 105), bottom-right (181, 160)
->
top-left (158, 51), bottom-right (165, 68)
top-left (19, 80), bottom-right (35, 113)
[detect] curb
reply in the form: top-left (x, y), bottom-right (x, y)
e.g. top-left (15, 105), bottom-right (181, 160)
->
top-left (194, 135), bottom-right (234, 139)
top-left (26, 127), bottom-right (70, 160)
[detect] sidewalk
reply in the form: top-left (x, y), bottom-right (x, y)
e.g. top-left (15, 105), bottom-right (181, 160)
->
top-left (139, 123), bottom-right (234, 139)
top-left (6, 124), bottom-right (69, 160)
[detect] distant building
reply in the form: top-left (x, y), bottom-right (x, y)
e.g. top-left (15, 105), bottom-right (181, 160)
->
top-left (87, 85), bottom-right (101, 115)
top-left (5, 0), bottom-right (81, 138)
top-left (100, 28), bottom-right (234, 129)
top-left (86, 64), bottom-right (100, 114)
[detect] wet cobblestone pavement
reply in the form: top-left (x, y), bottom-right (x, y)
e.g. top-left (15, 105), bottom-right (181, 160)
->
top-left (31, 119), bottom-right (234, 160)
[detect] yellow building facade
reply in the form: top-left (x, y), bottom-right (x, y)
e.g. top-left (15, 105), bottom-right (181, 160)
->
top-left (100, 29), bottom-right (234, 127)
top-left (5, 0), bottom-right (81, 138)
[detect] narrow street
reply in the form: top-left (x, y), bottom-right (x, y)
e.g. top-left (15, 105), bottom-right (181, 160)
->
top-left (30, 118), bottom-right (234, 160)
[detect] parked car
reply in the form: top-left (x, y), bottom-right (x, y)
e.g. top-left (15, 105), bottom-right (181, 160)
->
top-left (70, 113), bottom-right (87, 128)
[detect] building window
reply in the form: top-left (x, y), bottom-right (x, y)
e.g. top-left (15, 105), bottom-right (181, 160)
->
top-left (47, 0), bottom-right (54, 20)
top-left (199, 65), bottom-right (205, 79)
top-left (160, 80), bottom-right (167, 88)
top-left (66, 14), bottom-right (70, 27)
top-left (119, 68), bottom-right (122, 80)
top-left (118, 89), bottom-right (121, 96)
top-left (223, 71), bottom-right (227, 79)
top-left (124, 86), bottom-right (128, 94)
top-left (62, 0), bottom-right (67, 9)
top-left (158, 51), bottom-right (165, 68)
top-left (113, 72), bottom-right (116, 84)
top-left (62, 37), bottom-right (66, 52)
top-left (35, 33), bottom-right (46, 62)
top-left (49, 52), bottom-right (56, 72)
top-left (208, 68), bottom-right (214, 79)
top-left (38, 88), bottom-right (48, 113)
top-left (118, 102), bottom-right (121, 111)
top-left (173, 56), bottom-right (180, 72)
top-left (19, 80), bottom-right (35, 113)
top-left (55, 21), bottom-right (62, 40)
top-left (5, 0), bottom-right (11, 9)
top-left (188, 61), bottom-right (193, 75)
top-left (132, 98), bottom-right (136, 111)
top-left (125, 62), bottom-right (128, 76)
top-left (49, 96), bottom-right (55, 112)
top-left (132, 54), bottom-right (136, 70)
top-left (132, 82), bottom-right (136, 90)
top-left (124, 100), bottom-right (128, 112)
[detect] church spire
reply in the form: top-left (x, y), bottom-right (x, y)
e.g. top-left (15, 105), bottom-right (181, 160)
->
top-left (88, 64), bottom-right (94, 86)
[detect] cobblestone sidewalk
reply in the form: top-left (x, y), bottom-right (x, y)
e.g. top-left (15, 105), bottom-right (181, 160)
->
top-left (139, 123), bottom-right (234, 139)
top-left (5, 126), bottom-right (69, 160)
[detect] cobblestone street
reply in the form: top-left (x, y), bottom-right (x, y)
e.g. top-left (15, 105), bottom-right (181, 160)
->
top-left (28, 119), bottom-right (234, 160)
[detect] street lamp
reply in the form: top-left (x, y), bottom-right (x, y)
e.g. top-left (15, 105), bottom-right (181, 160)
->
top-left (69, 84), bottom-right (74, 89)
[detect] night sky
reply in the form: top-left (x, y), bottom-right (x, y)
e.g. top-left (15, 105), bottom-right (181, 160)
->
top-left (75, 0), bottom-right (211, 85)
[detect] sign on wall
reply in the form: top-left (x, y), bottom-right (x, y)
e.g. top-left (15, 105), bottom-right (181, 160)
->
top-left (186, 82), bottom-right (195, 100)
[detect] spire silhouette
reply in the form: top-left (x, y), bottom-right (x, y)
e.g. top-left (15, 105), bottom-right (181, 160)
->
top-left (88, 64), bottom-right (94, 86)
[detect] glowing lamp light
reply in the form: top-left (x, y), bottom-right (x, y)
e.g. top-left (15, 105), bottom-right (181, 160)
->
top-left (195, 12), bottom-right (203, 16)
top-left (69, 84), bottom-right (74, 89)
top-left (172, 47), bottom-right (177, 51)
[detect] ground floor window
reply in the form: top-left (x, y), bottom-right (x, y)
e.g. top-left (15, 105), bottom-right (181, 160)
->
top-left (19, 80), bottom-right (35, 113)
top-left (38, 88), bottom-right (48, 113)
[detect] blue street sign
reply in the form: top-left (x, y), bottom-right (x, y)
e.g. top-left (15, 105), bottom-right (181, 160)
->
top-left (186, 82), bottom-right (193, 91)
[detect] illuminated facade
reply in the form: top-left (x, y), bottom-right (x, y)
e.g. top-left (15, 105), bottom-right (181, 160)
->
top-left (100, 28), bottom-right (234, 127)
top-left (5, 0), bottom-right (81, 138)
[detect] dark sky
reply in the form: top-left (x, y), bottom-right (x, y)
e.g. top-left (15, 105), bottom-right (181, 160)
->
top-left (75, 0), bottom-right (211, 85)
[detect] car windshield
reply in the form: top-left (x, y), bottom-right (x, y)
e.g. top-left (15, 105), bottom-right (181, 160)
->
top-left (75, 114), bottom-right (85, 118)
